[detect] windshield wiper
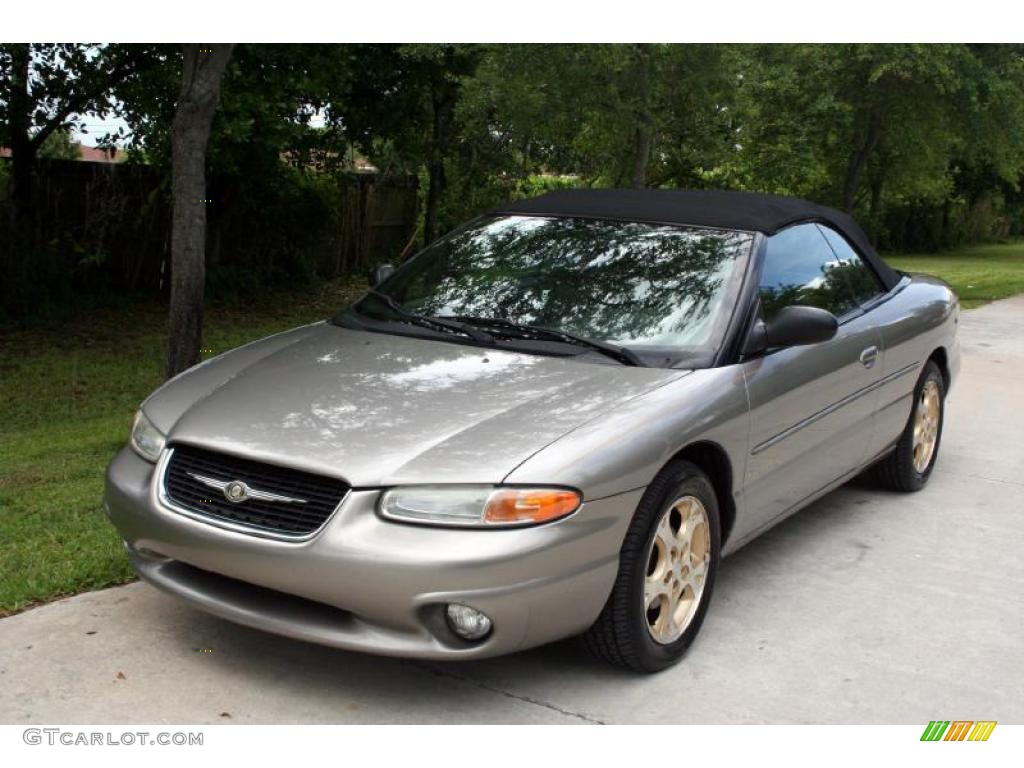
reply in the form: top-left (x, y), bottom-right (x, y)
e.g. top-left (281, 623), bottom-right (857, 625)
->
top-left (445, 315), bottom-right (645, 367)
top-left (362, 290), bottom-right (495, 343)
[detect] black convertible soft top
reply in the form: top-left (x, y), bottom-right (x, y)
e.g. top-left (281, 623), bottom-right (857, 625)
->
top-left (493, 188), bottom-right (901, 290)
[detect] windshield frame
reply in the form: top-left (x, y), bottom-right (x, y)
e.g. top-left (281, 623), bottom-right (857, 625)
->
top-left (334, 214), bottom-right (758, 369)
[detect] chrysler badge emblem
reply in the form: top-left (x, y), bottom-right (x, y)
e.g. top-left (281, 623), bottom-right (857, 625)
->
top-left (224, 480), bottom-right (250, 503)
top-left (186, 471), bottom-right (308, 505)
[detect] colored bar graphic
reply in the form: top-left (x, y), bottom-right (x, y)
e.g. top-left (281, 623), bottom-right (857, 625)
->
top-left (944, 721), bottom-right (973, 741)
top-left (968, 721), bottom-right (997, 741)
top-left (921, 721), bottom-right (950, 741)
top-left (921, 720), bottom-right (996, 742)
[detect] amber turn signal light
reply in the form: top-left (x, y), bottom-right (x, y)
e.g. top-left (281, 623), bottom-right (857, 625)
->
top-left (482, 488), bottom-right (581, 525)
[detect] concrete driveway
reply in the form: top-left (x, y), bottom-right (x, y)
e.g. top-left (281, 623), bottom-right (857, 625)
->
top-left (2, 296), bottom-right (1022, 724)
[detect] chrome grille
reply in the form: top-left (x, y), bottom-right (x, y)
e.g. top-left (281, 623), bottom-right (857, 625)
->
top-left (162, 445), bottom-right (349, 538)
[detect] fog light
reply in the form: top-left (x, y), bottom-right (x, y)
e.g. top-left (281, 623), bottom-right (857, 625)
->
top-left (445, 603), bottom-right (492, 641)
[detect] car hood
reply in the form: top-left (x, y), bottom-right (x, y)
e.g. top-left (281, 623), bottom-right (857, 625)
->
top-left (147, 322), bottom-right (688, 486)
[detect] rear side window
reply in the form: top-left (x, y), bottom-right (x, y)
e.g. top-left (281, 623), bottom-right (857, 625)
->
top-left (759, 223), bottom-right (880, 321)
top-left (817, 225), bottom-right (884, 307)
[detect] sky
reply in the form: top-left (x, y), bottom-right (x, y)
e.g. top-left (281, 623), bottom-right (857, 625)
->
top-left (74, 116), bottom-right (131, 147)
top-left (73, 110), bottom-right (328, 148)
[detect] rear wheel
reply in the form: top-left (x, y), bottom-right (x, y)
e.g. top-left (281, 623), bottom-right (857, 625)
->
top-left (870, 360), bottom-right (945, 492)
top-left (583, 461), bottom-right (721, 673)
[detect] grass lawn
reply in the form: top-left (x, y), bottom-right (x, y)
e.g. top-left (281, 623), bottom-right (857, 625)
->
top-left (886, 239), bottom-right (1024, 309)
top-left (0, 278), bottom-right (365, 616)
top-left (1, 238), bottom-right (1022, 617)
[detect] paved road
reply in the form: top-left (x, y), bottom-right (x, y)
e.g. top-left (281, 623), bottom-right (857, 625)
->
top-left (2, 297), bottom-right (1023, 724)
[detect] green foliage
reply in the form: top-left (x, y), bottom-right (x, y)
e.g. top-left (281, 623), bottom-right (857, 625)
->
top-left (4, 43), bottom-right (1024, 323)
top-left (731, 44), bottom-right (1024, 246)
top-left (112, 44), bottom-right (352, 172)
top-left (411, 43), bottom-right (1024, 247)
top-left (0, 43), bottom-right (133, 146)
top-left (38, 128), bottom-right (81, 160)
top-left (455, 45), bottom-right (734, 186)
top-left (205, 164), bottom-right (333, 297)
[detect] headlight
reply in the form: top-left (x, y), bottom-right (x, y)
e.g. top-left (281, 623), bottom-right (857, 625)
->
top-left (130, 409), bottom-right (166, 463)
top-left (379, 486), bottom-right (581, 527)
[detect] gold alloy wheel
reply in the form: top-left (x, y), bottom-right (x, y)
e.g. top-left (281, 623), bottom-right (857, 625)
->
top-left (912, 379), bottom-right (941, 473)
top-left (644, 495), bottom-right (710, 645)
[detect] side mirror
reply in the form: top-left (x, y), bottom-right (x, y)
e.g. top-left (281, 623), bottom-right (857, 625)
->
top-left (368, 263), bottom-right (395, 287)
top-left (745, 305), bottom-right (838, 356)
top-left (765, 305), bottom-right (838, 348)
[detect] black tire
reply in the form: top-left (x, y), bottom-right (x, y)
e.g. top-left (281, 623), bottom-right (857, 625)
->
top-left (583, 460), bottom-right (721, 673)
top-left (869, 360), bottom-right (945, 492)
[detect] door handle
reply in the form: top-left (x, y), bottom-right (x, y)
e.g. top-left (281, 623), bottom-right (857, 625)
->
top-left (859, 346), bottom-right (879, 369)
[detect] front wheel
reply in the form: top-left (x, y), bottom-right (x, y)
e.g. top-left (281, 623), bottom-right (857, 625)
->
top-left (583, 460), bottom-right (721, 673)
top-left (869, 360), bottom-right (945, 492)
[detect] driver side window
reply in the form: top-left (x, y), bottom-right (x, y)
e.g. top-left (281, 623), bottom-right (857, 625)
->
top-left (759, 223), bottom-right (878, 321)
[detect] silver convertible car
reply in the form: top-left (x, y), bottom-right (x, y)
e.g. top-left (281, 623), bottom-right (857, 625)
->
top-left (105, 189), bottom-right (959, 672)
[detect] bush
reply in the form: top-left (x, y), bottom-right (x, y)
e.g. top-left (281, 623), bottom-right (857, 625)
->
top-left (876, 192), bottom-right (1012, 253)
top-left (0, 159), bottom-right (417, 324)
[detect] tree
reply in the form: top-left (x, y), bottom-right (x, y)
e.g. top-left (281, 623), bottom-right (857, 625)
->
top-left (457, 45), bottom-right (736, 191)
top-left (628, 44), bottom-right (654, 188)
top-left (38, 128), bottom-right (81, 160)
top-left (0, 44), bottom-right (132, 219)
top-left (828, 45), bottom-right (970, 213)
top-left (732, 45), bottom-right (1024, 215)
top-left (947, 46), bottom-right (1024, 206)
top-left (339, 44), bottom-right (485, 243)
top-left (167, 44), bottom-right (235, 378)
top-left (114, 44), bottom-right (351, 173)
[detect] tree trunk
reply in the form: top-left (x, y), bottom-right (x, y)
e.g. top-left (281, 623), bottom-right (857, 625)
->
top-left (7, 44), bottom-right (34, 221)
top-left (423, 159), bottom-right (445, 246)
top-left (167, 43), bottom-right (234, 379)
top-left (869, 175), bottom-right (884, 219)
top-left (866, 173), bottom-right (886, 247)
top-left (630, 44), bottom-right (653, 190)
top-left (842, 108), bottom-right (883, 213)
top-left (6, 44), bottom-right (131, 224)
top-left (632, 122), bottom-right (652, 190)
top-left (423, 73), bottom-right (456, 247)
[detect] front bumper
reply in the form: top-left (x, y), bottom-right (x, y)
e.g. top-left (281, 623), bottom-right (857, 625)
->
top-left (104, 446), bottom-right (639, 659)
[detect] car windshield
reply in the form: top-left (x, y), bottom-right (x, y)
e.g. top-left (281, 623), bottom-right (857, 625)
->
top-left (342, 215), bottom-right (755, 367)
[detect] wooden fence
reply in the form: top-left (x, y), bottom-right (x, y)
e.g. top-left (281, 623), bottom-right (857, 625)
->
top-left (0, 158), bottom-right (419, 319)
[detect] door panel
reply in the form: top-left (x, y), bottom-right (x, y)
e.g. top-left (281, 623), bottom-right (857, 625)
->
top-left (739, 222), bottom-right (887, 533)
top-left (742, 315), bottom-right (883, 532)
top-left (862, 287), bottom-right (935, 460)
